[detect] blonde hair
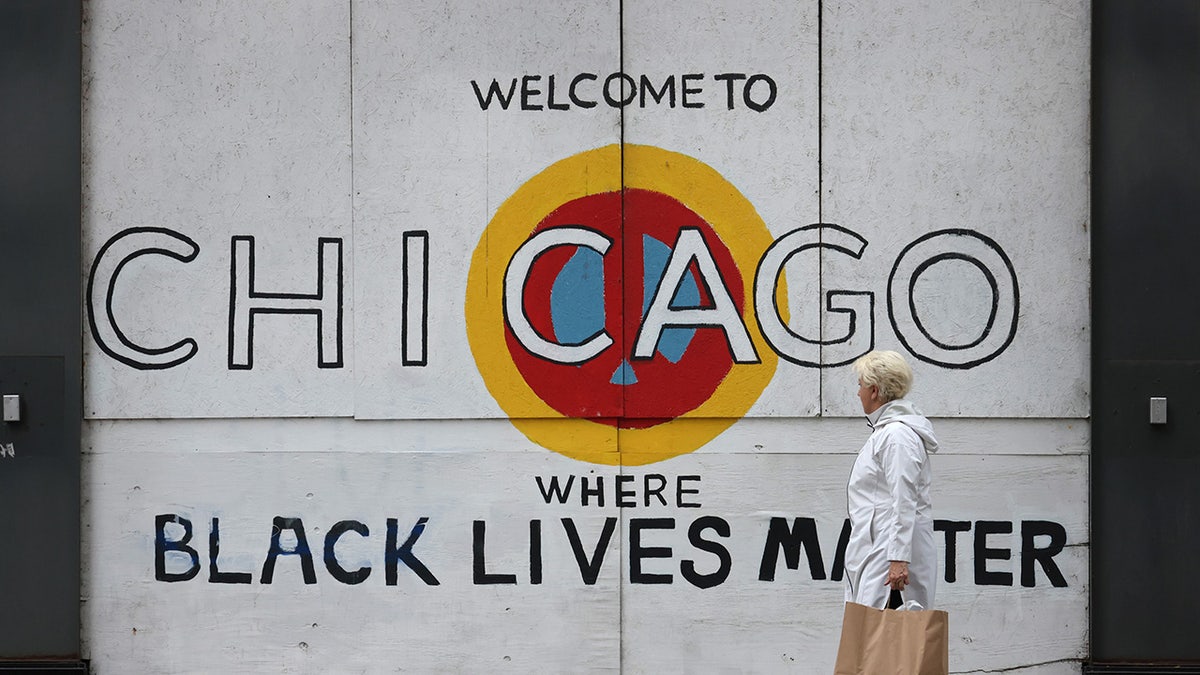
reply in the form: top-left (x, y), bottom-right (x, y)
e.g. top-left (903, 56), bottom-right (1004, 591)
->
top-left (852, 350), bottom-right (913, 402)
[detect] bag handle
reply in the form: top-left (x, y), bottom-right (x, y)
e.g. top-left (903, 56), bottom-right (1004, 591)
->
top-left (884, 589), bottom-right (903, 610)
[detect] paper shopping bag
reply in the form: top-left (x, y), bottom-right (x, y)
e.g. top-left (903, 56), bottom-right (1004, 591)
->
top-left (834, 601), bottom-right (949, 675)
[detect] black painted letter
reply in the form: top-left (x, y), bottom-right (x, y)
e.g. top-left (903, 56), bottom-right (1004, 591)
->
top-left (1021, 520), bottom-right (1068, 587)
top-left (759, 517), bottom-right (826, 581)
top-left (681, 516), bottom-right (731, 589)
top-left (386, 517), bottom-right (440, 585)
top-left (209, 517), bottom-right (251, 584)
top-left (473, 520), bottom-right (517, 585)
top-left (155, 514), bottom-right (200, 582)
top-left (562, 517), bottom-right (617, 585)
top-left (974, 520), bottom-right (1013, 586)
top-left (934, 520), bottom-right (971, 583)
top-left (324, 520), bottom-right (372, 585)
top-left (830, 519), bottom-right (852, 582)
top-left (260, 517), bottom-right (317, 585)
top-left (629, 518), bottom-right (674, 584)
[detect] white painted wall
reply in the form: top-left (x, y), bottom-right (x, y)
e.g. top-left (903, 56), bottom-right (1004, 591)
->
top-left (80, 0), bottom-right (1090, 672)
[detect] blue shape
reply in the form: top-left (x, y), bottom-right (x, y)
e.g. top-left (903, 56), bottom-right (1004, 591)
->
top-left (642, 235), bottom-right (670, 314)
top-left (550, 247), bottom-right (605, 345)
top-left (642, 234), bottom-right (698, 364)
top-left (610, 359), bottom-right (638, 385)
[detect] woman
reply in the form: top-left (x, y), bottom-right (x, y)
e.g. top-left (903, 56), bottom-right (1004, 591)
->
top-left (844, 350), bottom-right (938, 610)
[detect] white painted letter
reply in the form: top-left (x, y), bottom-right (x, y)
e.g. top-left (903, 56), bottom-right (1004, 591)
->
top-left (634, 228), bottom-right (758, 363)
top-left (504, 227), bottom-right (613, 364)
top-left (228, 236), bottom-right (344, 370)
top-left (888, 229), bottom-right (1019, 369)
top-left (87, 227), bottom-right (200, 370)
top-left (402, 231), bottom-right (429, 366)
top-left (754, 224), bottom-right (872, 368)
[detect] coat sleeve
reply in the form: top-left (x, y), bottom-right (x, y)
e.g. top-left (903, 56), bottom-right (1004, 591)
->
top-left (875, 426), bottom-right (926, 563)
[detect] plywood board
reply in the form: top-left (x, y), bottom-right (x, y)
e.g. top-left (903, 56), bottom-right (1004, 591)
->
top-left (820, 0), bottom-right (1090, 417)
top-left (352, 1), bottom-right (623, 420)
top-left (82, 0), bottom-right (355, 418)
top-left (623, 0), bottom-right (823, 419)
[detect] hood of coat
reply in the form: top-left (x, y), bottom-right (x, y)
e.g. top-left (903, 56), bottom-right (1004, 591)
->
top-left (868, 399), bottom-right (939, 453)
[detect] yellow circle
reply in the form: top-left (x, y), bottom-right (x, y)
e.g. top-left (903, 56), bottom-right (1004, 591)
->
top-left (465, 144), bottom-right (779, 466)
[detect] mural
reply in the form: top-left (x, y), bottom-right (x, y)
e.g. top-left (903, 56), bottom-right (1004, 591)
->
top-left (80, 0), bottom-right (1090, 672)
top-left (151, 511), bottom-right (1070, 591)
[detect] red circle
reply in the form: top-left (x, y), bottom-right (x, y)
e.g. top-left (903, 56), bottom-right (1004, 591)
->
top-left (504, 188), bottom-right (745, 428)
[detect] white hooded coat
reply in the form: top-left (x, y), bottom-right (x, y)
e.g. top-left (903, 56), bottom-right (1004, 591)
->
top-left (844, 399), bottom-right (939, 609)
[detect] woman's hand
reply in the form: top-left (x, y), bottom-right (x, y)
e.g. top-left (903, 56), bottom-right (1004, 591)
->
top-left (886, 560), bottom-right (909, 591)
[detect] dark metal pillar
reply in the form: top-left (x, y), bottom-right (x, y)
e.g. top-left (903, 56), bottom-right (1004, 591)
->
top-left (0, 0), bottom-right (86, 670)
top-left (1091, 0), bottom-right (1200, 669)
